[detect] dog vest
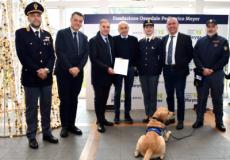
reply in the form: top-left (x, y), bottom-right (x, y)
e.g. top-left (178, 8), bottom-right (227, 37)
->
top-left (146, 127), bottom-right (164, 136)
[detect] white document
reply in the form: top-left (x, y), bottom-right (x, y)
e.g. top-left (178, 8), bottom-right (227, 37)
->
top-left (113, 58), bottom-right (129, 76)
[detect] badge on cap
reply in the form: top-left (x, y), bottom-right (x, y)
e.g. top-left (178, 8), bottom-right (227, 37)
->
top-left (34, 3), bottom-right (38, 10)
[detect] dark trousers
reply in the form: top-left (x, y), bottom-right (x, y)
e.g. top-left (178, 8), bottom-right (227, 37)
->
top-left (56, 71), bottom-right (83, 128)
top-left (196, 70), bottom-right (224, 124)
top-left (163, 66), bottom-right (187, 121)
top-left (24, 86), bottom-right (52, 140)
top-left (93, 84), bottom-right (111, 125)
top-left (114, 67), bottom-right (135, 115)
top-left (139, 75), bottom-right (159, 117)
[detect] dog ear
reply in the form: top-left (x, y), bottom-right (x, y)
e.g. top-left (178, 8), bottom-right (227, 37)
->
top-left (153, 111), bottom-right (160, 118)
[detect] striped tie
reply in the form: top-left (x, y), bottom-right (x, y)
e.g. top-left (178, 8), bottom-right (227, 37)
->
top-left (167, 36), bottom-right (174, 65)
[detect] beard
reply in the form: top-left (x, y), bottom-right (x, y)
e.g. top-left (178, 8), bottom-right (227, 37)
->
top-left (207, 32), bottom-right (216, 37)
top-left (30, 22), bottom-right (41, 29)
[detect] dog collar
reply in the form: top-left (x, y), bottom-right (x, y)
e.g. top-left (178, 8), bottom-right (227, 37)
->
top-left (146, 127), bottom-right (164, 136)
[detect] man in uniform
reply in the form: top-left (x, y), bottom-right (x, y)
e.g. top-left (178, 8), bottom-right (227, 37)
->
top-left (138, 19), bottom-right (164, 123)
top-left (15, 2), bottom-right (58, 149)
top-left (192, 19), bottom-right (229, 132)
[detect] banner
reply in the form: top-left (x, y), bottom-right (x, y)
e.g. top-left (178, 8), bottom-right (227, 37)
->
top-left (84, 14), bottom-right (229, 110)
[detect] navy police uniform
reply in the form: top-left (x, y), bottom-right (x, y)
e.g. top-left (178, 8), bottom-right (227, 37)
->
top-left (15, 2), bottom-right (57, 145)
top-left (138, 20), bottom-right (164, 120)
top-left (193, 19), bottom-right (230, 128)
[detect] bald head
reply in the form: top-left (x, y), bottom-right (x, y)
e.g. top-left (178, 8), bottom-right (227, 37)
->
top-left (118, 21), bottom-right (129, 36)
top-left (166, 17), bottom-right (179, 35)
top-left (99, 19), bottom-right (110, 36)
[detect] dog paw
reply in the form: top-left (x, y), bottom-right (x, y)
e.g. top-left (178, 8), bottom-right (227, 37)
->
top-left (165, 131), bottom-right (172, 142)
top-left (160, 155), bottom-right (165, 160)
top-left (134, 151), bottom-right (139, 157)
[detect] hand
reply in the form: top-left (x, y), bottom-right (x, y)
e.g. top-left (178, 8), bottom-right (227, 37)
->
top-left (107, 67), bottom-right (115, 75)
top-left (69, 67), bottom-right (80, 77)
top-left (202, 68), bottom-right (213, 76)
top-left (37, 68), bottom-right (48, 80)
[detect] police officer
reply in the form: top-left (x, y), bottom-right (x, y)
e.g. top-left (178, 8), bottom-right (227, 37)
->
top-left (192, 19), bottom-right (229, 132)
top-left (15, 2), bottom-right (58, 149)
top-left (138, 20), bottom-right (164, 123)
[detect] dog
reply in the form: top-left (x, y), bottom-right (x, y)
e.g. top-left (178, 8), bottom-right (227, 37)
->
top-left (153, 107), bottom-right (175, 125)
top-left (134, 107), bottom-right (173, 160)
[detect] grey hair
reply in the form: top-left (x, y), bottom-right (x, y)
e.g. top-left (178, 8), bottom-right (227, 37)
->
top-left (118, 21), bottom-right (129, 28)
top-left (99, 19), bottom-right (110, 25)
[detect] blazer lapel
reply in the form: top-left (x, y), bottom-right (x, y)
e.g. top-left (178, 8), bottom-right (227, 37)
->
top-left (78, 32), bottom-right (83, 53)
top-left (66, 27), bottom-right (76, 50)
top-left (175, 32), bottom-right (181, 60)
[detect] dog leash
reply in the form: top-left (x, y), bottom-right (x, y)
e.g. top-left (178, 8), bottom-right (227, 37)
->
top-left (166, 128), bottom-right (196, 141)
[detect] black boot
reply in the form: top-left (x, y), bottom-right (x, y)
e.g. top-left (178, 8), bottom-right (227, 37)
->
top-left (216, 123), bottom-right (226, 132)
top-left (114, 114), bottom-right (120, 124)
top-left (125, 113), bottom-right (133, 124)
top-left (192, 121), bottom-right (203, 129)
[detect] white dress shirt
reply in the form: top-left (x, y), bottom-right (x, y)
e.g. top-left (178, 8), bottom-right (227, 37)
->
top-left (145, 34), bottom-right (155, 42)
top-left (165, 32), bottom-right (179, 65)
top-left (30, 25), bottom-right (41, 38)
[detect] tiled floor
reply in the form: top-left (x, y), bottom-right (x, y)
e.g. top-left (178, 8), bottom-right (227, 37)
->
top-left (1, 101), bottom-right (230, 160)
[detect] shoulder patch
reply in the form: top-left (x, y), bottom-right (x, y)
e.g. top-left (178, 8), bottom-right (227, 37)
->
top-left (224, 46), bottom-right (228, 51)
top-left (26, 26), bottom-right (30, 32)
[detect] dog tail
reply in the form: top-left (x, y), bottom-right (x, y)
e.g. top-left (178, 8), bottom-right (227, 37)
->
top-left (143, 149), bottom-right (152, 160)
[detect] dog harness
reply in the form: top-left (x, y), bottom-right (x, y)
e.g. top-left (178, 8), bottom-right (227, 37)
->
top-left (146, 127), bottom-right (164, 136)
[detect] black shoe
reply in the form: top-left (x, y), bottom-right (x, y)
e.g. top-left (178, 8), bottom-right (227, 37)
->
top-left (142, 118), bottom-right (149, 123)
top-left (68, 126), bottom-right (83, 135)
top-left (43, 135), bottom-right (59, 144)
top-left (125, 114), bottom-right (133, 124)
top-left (165, 118), bottom-right (176, 125)
top-left (104, 119), bottom-right (114, 126)
top-left (97, 124), bottom-right (105, 133)
top-left (114, 115), bottom-right (120, 124)
top-left (216, 123), bottom-right (226, 132)
top-left (29, 138), bottom-right (38, 149)
top-left (176, 121), bottom-right (184, 130)
top-left (192, 121), bottom-right (203, 129)
top-left (60, 127), bottom-right (69, 138)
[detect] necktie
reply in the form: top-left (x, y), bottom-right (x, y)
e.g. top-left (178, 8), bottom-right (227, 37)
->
top-left (105, 37), bottom-right (113, 64)
top-left (35, 31), bottom-right (40, 38)
top-left (167, 36), bottom-right (174, 65)
top-left (73, 32), bottom-right (79, 55)
top-left (146, 38), bottom-right (150, 43)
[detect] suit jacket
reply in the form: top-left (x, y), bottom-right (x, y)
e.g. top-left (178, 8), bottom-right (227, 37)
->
top-left (89, 31), bottom-right (115, 86)
top-left (55, 27), bottom-right (88, 74)
top-left (15, 26), bottom-right (55, 87)
top-left (162, 32), bottom-right (193, 76)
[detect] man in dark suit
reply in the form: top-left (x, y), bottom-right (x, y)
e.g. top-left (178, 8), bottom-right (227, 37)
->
top-left (162, 17), bottom-right (193, 130)
top-left (89, 19), bottom-right (115, 133)
top-left (113, 21), bottom-right (139, 124)
top-left (55, 12), bottom-right (88, 138)
top-left (15, 2), bottom-right (58, 149)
